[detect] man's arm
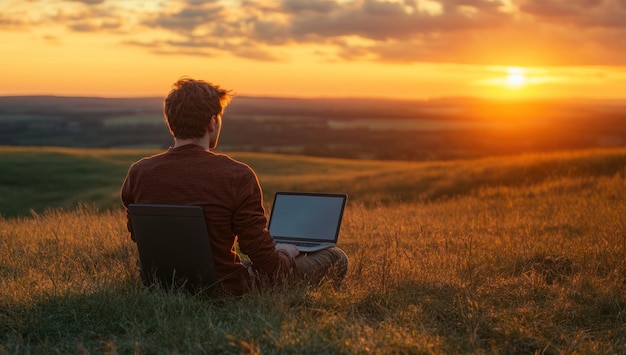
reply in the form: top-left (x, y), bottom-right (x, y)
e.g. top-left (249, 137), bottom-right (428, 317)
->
top-left (120, 170), bottom-right (136, 242)
top-left (232, 167), bottom-right (296, 277)
top-left (275, 243), bottom-right (300, 258)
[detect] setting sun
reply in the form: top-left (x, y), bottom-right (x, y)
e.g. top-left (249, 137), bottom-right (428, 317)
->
top-left (506, 67), bottom-right (527, 88)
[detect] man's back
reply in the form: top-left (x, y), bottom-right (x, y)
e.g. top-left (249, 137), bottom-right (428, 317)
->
top-left (122, 144), bottom-right (291, 295)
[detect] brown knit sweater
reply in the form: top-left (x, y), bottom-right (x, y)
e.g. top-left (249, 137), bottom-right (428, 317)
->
top-left (121, 144), bottom-right (294, 295)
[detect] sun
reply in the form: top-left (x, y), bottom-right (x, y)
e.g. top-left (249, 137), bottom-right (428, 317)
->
top-left (506, 67), bottom-right (527, 88)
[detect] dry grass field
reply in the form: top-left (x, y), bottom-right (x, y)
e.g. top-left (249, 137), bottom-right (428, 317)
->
top-left (0, 146), bottom-right (625, 353)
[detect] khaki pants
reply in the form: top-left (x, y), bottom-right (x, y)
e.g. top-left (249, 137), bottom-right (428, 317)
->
top-left (247, 247), bottom-right (349, 291)
top-left (293, 247), bottom-right (349, 287)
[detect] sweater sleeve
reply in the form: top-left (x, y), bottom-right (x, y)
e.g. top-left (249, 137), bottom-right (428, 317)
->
top-left (120, 167), bottom-right (136, 242)
top-left (231, 167), bottom-right (294, 278)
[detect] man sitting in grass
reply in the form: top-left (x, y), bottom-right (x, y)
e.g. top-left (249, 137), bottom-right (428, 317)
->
top-left (121, 77), bottom-right (348, 296)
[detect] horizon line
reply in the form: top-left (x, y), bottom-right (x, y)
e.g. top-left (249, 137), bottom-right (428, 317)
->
top-left (1, 94), bottom-right (626, 103)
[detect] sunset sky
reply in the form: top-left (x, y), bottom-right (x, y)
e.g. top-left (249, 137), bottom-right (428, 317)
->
top-left (1, 0), bottom-right (626, 100)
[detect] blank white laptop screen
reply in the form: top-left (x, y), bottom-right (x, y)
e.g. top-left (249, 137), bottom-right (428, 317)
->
top-left (268, 192), bottom-right (347, 252)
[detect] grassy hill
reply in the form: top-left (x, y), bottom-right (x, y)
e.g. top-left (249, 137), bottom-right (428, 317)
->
top-left (1, 146), bottom-right (625, 353)
top-left (2, 145), bottom-right (625, 216)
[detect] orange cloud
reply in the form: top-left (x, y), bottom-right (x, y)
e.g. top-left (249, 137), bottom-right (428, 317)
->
top-left (1, 0), bottom-right (625, 66)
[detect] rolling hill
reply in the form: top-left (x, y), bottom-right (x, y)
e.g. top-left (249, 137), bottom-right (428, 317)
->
top-left (1, 145), bottom-right (624, 217)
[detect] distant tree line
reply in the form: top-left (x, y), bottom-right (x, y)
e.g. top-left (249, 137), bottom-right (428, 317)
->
top-left (1, 96), bottom-right (625, 161)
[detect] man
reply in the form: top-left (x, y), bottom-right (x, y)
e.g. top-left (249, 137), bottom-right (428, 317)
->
top-left (121, 77), bottom-right (348, 296)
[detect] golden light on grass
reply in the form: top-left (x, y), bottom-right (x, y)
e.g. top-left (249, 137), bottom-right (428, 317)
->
top-left (1, 147), bottom-right (626, 352)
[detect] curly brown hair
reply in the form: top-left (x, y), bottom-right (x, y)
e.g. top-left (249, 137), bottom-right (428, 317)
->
top-left (163, 77), bottom-right (234, 139)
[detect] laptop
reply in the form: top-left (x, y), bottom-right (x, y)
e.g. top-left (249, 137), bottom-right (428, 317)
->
top-left (268, 192), bottom-right (347, 253)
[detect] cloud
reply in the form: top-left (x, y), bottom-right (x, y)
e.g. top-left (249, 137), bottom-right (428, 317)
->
top-left (68, 19), bottom-right (122, 32)
top-left (518, 0), bottom-right (626, 28)
top-left (0, 1), bottom-right (36, 29)
top-left (184, 0), bottom-right (219, 5)
top-left (282, 0), bottom-right (340, 13)
top-left (0, 15), bottom-right (27, 29)
top-left (49, 4), bottom-right (131, 33)
top-left (518, 0), bottom-right (603, 18)
top-left (230, 45), bottom-right (281, 61)
top-left (3, 0), bottom-right (626, 65)
top-left (65, 0), bottom-right (106, 4)
top-left (285, 1), bottom-right (511, 42)
top-left (144, 5), bottom-right (225, 33)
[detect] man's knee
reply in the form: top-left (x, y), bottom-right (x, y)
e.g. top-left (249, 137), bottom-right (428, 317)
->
top-left (327, 247), bottom-right (348, 279)
top-left (294, 247), bottom-right (348, 285)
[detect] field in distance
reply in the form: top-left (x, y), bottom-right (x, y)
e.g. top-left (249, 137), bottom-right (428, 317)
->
top-left (1, 146), bottom-right (625, 353)
top-left (1, 95), bottom-right (625, 161)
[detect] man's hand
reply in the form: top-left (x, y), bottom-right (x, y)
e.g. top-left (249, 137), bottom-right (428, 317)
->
top-left (275, 243), bottom-right (300, 258)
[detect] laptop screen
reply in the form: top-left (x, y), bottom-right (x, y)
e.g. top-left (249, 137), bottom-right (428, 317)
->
top-left (268, 192), bottom-right (347, 242)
